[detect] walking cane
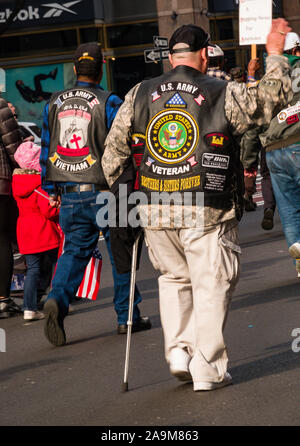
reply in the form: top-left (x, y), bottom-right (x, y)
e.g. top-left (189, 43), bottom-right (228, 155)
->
top-left (122, 231), bottom-right (142, 392)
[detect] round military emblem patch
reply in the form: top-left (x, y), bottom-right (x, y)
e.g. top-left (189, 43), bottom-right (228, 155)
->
top-left (278, 111), bottom-right (287, 122)
top-left (146, 109), bottom-right (199, 164)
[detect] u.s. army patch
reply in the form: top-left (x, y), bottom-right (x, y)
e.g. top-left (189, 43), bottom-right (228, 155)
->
top-left (146, 109), bottom-right (199, 164)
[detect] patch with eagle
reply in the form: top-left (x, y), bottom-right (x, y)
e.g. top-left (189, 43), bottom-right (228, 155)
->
top-left (146, 109), bottom-right (199, 164)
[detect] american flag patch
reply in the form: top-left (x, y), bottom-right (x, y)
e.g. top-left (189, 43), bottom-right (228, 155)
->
top-left (194, 94), bottom-right (205, 106)
top-left (146, 157), bottom-right (155, 167)
top-left (165, 93), bottom-right (186, 108)
top-left (152, 91), bottom-right (161, 102)
top-left (54, 97), bottom-right (63, 108)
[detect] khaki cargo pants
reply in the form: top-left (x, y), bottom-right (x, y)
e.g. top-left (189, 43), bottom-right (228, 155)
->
top-left (145, 220), bottom-right (240, 384)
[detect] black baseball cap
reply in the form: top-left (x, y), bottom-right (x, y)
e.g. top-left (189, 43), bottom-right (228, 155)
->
top-left (74, 42), bottom-right (103, 65)
top-left (169, 24), bottom-right (210, 54)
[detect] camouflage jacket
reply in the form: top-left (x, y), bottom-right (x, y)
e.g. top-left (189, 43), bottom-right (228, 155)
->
top-left (102, 55), bottom-right (292, 229)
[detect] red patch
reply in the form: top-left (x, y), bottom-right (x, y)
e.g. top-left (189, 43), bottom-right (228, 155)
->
top-left (286, 114), bottom-right (299, 125)
top-left (57, 145), bottom-right (89, 157)
top-left (205, 133), bottom-right (229, 148)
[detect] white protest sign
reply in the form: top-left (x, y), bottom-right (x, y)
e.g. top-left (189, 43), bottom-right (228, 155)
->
top-left (239, 0), bottom-right (272, 46)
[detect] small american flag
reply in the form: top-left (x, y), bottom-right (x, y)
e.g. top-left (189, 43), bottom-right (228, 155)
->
top-left (55, 233), bottom-right (102, 301)
top-left (76, 248), bottom-right (102, 301)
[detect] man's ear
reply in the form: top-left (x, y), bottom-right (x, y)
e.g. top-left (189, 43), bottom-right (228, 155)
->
top-left (200, 47), bottom-right (208, 63)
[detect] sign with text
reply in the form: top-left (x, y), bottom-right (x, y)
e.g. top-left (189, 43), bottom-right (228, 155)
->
top-left (239, 0), bottom-right (272, 45)
top-left (144, 48), bottom-right (169, 63)
top-left (0, 0), bottom-right (103, 30)
top-left (153, 36), bottom-right (168, 48)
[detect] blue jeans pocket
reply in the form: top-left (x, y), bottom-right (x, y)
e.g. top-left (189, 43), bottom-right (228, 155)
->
top-left (59, 204), bottom-right (74, 232)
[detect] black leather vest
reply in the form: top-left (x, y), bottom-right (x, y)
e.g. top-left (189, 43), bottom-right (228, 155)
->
top-left (46, 85), bottom-right (111, 187)
top-left (132, 65), bottom-right (243, 212)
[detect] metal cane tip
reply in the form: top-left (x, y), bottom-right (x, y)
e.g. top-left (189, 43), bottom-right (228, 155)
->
top-left (122, 382), bottom-right (128, 393)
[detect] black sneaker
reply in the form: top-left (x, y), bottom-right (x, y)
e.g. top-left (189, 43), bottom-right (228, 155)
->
top-left (261, 208), bottom-right (274, 230)
top-left (0, 298), bottom-right (22, 318)
top-left (118, 316), bottom-right (152, 335)
top-left (44, 299), bottom-right (66, 347)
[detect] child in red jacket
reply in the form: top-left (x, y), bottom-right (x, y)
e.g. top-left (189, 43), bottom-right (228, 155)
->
top-left (12, 141), bottom-right (60, 321)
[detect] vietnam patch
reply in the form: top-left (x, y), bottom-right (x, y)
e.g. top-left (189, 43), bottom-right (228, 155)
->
top-left (49, 153), bottom-right (96, 172)
top-left (146, 109), bottom-right (199, 164)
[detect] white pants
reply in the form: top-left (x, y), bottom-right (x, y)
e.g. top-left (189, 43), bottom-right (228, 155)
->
top-left (145, 220), bottom-right (240, 384)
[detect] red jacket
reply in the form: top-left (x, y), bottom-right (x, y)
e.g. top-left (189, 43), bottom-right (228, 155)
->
top-left (12, 169), bottom-right (60, 255)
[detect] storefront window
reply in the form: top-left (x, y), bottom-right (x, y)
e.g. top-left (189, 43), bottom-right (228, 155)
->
top-left (0, 30), bottom-right (77, 58)
top-left (107, 21), bottom-right (158, 48)
top-left (109, 55), bottom-right (161, 99)
top-left (210, 19), bottom-right (234, 41)
top-left (80, 27), bottom-right (104, 45)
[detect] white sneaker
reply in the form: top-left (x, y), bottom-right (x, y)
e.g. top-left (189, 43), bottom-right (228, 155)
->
top-left (289, 242), bottom-right (300, 259)
top-left (193, 372), bottom-right (232, 391)
top-left (288, 243), bottom-right (300, 274)
top-left (169, 347), bottom-right (192, 382)
top-left (24, 310), bottom-right (45, 321)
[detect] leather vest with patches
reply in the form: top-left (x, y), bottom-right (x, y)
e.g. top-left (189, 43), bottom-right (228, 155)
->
top-left (46, 86), bottom-right (111, 187)
top-left (132, 65), bottom-right (243, 212)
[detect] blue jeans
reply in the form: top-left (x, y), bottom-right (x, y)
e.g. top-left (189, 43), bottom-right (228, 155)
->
top-left (47, 189), bottom-right (142, 323)
top-left (24, 249), bottom-right (58, 311)
top-left (266, 143), bottom-right (300, 248)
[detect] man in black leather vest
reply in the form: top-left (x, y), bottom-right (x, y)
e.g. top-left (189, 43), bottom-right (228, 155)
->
top-left (102, 20), bottom-right (292, 391)
top-left (40, 43), bottom-right (151, 347)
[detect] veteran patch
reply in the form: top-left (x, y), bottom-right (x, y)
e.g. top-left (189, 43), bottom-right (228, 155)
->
top-left (146, 109), bottom-right (199, 164)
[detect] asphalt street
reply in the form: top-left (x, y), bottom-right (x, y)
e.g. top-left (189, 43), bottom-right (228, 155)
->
top-left (0, 205), bottom-right (299, 427)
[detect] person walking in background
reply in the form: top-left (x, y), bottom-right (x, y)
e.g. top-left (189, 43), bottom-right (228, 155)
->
top-left (12, 141), bottom-right (60, 321)
top-left (240, 126), bottom-right (277, 229)
top-left (240, 57), bottom-right (276, 225)
top-left (102, 19), bottom-right (292, 392)
top-left (0, 97), bottom-right (23, 318)
top-left (40, 42), bottom-right (150, 347)
top-left (207, 44), bottom-right (232, 81)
